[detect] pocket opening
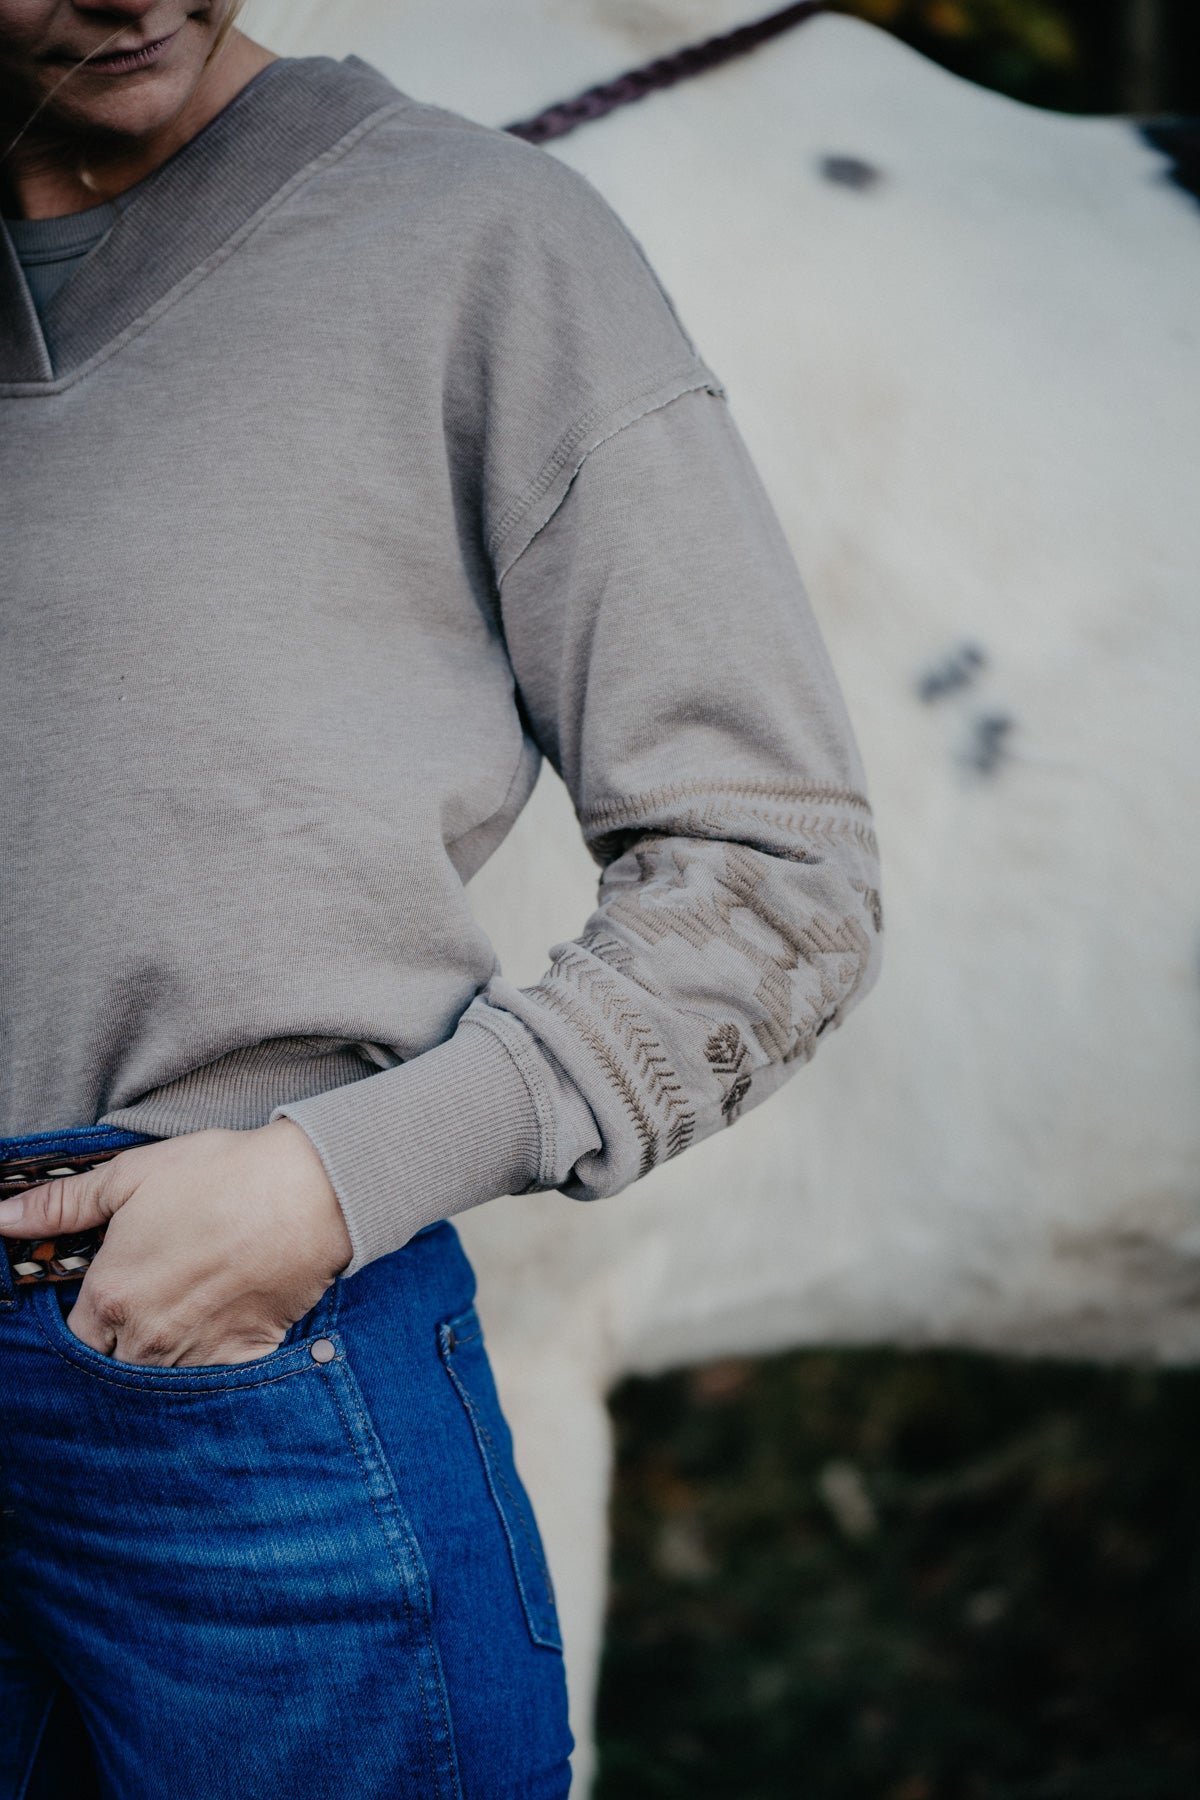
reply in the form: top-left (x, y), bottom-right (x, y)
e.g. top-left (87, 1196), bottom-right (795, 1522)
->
top-left (34, 1275), bottom-right (340, 1389)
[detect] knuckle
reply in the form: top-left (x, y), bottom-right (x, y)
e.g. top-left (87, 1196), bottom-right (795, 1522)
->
top-left (38, 1178), bottom-right (79, 1232)
top-left (90, 1161), bottom-right (120, 1201)
top-left (85, 1282), bottom-right (130, 1335)
top-left (125, 1334), bottom-right (176, 1365)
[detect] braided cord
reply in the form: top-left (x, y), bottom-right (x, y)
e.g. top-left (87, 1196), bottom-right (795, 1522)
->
top-left (504, 1), bottom-right (826, 145)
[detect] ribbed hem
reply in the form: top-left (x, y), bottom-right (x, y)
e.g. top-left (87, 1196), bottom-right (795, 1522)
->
top-left (274, 1019), bottom-right (545, 1276)
top-left (103, 1039), bottom-right (381, 1138)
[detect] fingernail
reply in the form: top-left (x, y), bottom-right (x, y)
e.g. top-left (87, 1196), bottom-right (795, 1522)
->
top-left (0, 1197), bottom-right (25, 1226)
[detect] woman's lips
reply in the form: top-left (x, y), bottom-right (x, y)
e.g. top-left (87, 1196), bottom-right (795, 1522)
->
top-left (61, 29), bottom-right (181, 75)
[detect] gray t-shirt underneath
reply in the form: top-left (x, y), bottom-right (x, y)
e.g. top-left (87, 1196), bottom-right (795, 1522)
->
top-left (3, 198), bottom-right (116, 316)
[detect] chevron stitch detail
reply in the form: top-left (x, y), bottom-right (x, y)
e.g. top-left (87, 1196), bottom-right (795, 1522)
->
top-left (525, 982), bottom-right (660, 1177)
top-left (704, 1021), bottom-right (753, 1122)
top-left (552, 947), bottom-right (696, 1160)
top-left (717, 844), bottom-right (875, 1060)
top-left (601, 841), bottom-right (874, 1067)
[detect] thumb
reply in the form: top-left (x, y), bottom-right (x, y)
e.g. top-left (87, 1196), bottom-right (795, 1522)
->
top-left (0, 1160), bottom-right (129, 1237)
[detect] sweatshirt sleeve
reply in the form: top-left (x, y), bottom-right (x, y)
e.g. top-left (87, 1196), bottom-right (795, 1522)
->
top-left (276, 380), bottom-right (883, 1275)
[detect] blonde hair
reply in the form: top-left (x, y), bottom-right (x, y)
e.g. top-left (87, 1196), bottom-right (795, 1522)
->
top-left (208, 1), bottom-right (250, 65)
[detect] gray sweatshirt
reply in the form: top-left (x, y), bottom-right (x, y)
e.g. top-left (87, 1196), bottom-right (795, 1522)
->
top-left (0, 54), bottom-right (883, 1274)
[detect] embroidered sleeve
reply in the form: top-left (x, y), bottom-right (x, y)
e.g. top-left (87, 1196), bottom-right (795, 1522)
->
top-left (467, 382), bottom-right (884, 1201)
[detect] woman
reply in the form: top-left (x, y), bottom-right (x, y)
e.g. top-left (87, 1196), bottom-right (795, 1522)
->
top-left (0, 2), bottom-right (882, 1794)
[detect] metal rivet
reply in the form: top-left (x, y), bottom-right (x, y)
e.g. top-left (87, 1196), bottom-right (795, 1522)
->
top-left (445, 1327), bottom-right (456, 1353)
top-left (309, 1337), bottom-right (336, 1364)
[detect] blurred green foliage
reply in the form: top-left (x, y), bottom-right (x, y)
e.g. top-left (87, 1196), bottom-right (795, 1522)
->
top-left (828, 0), bottom-right (1198, 113)
top-left (847, 0), bottom-right (1073, 79)
top-left (596, 1348), bottom-right (1200, 1799)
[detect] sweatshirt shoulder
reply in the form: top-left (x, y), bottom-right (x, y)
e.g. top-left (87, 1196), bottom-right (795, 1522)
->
top-left (309, 70), bottom-right (720, 567)
top-left (326, 88), bottom-right (711, 363)
top-left (341, 89), bottom-right (636, 241)
top-left (276, 55), bottom-right (634, 256)
top-left (348, 96), bottom-right (707, 356)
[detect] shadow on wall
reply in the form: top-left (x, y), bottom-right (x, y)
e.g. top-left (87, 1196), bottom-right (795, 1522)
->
top-left (596, 1346), bottom-right (1200, 1800)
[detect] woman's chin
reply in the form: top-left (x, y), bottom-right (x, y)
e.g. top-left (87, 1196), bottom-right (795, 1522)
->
top-left (37, 25), bottom-right (212, 149)
top-left (41, 65), bottom-right (201, 149)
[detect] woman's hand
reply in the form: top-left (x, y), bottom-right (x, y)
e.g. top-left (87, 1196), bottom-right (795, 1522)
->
top-left (0, 1121), bottom-right (353, 1367)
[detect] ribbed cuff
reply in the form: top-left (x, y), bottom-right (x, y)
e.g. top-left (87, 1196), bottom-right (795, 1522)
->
top-left (273, 1017), bottom-right (544, 1276)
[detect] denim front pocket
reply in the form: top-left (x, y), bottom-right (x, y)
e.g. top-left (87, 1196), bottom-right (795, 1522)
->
top-left (3, 1271), bottom-right (465, 1799)
top-left (437, 1303), bottom-right (562, 1651)
top-left (33, 1277), bottom-right (340, 1391)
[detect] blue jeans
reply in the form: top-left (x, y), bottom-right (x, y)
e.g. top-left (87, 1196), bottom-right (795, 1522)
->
top-left (0, 1127), bottom-right (573, 1800)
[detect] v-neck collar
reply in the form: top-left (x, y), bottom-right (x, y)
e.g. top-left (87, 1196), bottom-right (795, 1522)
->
top-left (0, 54), bottom-right (406, 391)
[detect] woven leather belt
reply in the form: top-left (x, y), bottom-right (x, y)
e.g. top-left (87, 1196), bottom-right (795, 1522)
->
top-left (0, 1149), bottom-right (119, 1285)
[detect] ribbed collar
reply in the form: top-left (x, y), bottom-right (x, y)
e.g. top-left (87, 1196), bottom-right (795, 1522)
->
top-left (0, 53), bottom-right (405, 390)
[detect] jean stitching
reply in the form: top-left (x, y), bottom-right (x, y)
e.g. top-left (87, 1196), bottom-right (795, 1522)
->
top-left (30, 1353), bottom-right (313, 1394)
top-left (0, 1127), bottom-right (151, 1154)
top-left (437, 1316), bottom-right (558, 1647)
top-left (440, 1314), bottom-right (554, 1607)
top-left (447, 1366), bottom-right (556, 1610)
top-left (320, 1367), bottom-right (454, 1800)
top-left (30, 1303), bottom-right (317, 1392)
top-left (330, 1359), bottom-right (465, 1796)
